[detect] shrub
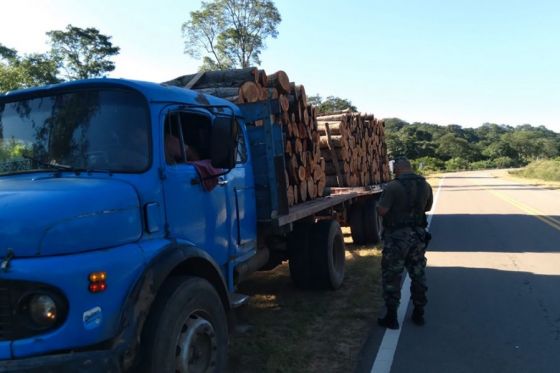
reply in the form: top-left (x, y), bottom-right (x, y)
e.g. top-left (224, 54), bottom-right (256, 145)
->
top-left (513, 159), bottom-right (560, 181)
top-left (493, 156), bottom-right (519, 168)
top-left (445, 157), bottom-right (470, 171)
top-left (412, 156), bottom-right (444, 173)
top-left (470, 160), bottom-right (496, 170)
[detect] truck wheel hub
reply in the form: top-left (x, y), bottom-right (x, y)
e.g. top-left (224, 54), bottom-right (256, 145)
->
top-left (176, 316), bottom-right (217, 372)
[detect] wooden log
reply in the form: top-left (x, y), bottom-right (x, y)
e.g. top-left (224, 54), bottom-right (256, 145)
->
top-left (320, 135), bottom-right (347, 149)
top-left (163, 67), bottom-right (258, 88)
top-left (258, 84), bottom-right (268, 101)
top-left (240, 81), bottom-right (260, 103)
top-left (297, 85), bottom-right (307, 107)
top-left (191, 87), bottom-right (241, 98)
top-left (267, 70), bottom-right (291, 94)
top-left (290, 82), bottom-right (299, 102)
top-left (317, 178), bottom-right (326, 197)
top-left (258, 69), bottom-right (268, 87)
top-left (285, 140), bottom-right (292, 156)
top-left (279, 95), bottom-right (290, 112)
top-left (307, 177), bottom-right (317, 199)
top-left (298, 165), bottom-right (306, 182)
top-left (316, 113), bottom-right (351, 121)
top-left (299, 180), bottom-right (307, 202)
top-left (287, 185), bottom-right (294, 207)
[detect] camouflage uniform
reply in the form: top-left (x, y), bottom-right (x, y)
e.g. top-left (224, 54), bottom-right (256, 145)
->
top-left (381, 226), bottom-right (428, 308)
top-left (378, 172), bottom-right (432, 309)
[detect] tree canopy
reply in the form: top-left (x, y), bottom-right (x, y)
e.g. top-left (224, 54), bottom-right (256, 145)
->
top-left (182, 0), bottom-right (281, 70)
top-left (47, 24), bottom-right (120, 80)
top-left (1, 43), bottom-right (60, 92)
top-left (384, 118), bottom-right (560, 172)
top-left (1, 26), bottom-right (119, 92)
top-left (310, 95), bottom-right (358, 115)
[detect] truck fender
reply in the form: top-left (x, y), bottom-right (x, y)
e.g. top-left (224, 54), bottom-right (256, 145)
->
top-left (112, 241), bottom-right (230, 371)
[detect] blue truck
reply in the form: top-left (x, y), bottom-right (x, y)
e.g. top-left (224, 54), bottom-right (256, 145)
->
top-left (0, 78), bottom-right (383, 372)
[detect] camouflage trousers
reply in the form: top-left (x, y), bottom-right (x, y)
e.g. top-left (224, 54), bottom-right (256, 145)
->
top-left (381, 227), bottom-right (428, 309)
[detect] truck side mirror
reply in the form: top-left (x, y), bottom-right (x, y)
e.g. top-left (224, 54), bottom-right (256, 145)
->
top-left (211, 116), bottom-right (239, 169)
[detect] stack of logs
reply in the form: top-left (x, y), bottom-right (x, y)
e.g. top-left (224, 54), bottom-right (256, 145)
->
top-left (163, 67), bottom-right (389, 207)
top-left (318, 112), bottom-right (391, 187)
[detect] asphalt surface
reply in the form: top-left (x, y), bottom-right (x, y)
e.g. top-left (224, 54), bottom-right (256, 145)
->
top-left (357, 170), bottom-right (560, 373)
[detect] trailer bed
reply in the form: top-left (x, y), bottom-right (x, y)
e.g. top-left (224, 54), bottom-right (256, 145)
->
top-left (276, 185), bottom-right (383, 227)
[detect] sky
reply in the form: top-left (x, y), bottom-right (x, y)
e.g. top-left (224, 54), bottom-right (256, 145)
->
top-left (1, 0), bottom-right (559, 132)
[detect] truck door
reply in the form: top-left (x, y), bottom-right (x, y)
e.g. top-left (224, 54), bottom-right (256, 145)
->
top-left (161, 109), bottom-right (233, 265)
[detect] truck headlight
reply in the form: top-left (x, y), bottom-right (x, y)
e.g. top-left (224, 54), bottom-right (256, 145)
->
top-left (28, 294), bottom-right (58, 328)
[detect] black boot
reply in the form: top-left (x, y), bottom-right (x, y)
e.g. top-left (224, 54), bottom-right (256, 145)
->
top-left (411, 307), bottom-right (425, 326)
top-left (377, 307), bottom-right (399, 329)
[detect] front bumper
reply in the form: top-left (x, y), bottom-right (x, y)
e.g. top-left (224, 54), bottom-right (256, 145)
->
top-left (0, 349), bottom-right (119, 373)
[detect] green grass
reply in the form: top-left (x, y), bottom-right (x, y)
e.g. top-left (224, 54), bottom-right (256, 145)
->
top-left (226, 237), bottom-right (383, 373)
top-left (510, 159), bottom-right (560, 182)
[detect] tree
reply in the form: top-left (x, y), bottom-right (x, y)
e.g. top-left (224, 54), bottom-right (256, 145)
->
top-left (182, 0), bottom-right (281, 70)
top-left (307, 94), bottom-right (322, 107)
top-left (436, 133), bottom-right (478, 161)
top-left (312, 95), bottom-right (357, 115)
top-left (1, 43), bottom-right (59, 92)
top-left (46, 24), bottom-right (120, 80)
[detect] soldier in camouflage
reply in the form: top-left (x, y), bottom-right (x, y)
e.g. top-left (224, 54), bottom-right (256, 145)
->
top-left (376, 157), bottom-right (433, 329)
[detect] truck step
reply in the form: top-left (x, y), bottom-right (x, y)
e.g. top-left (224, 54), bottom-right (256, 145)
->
top-left (230, 293), bottom-right (250, 308)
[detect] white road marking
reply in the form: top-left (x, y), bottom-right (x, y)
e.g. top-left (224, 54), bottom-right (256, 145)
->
top-left (370, 176), bottom-right (445, 373)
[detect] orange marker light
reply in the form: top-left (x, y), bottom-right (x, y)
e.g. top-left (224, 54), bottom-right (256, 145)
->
top-left (88, 272), bottom-right (107, 293)
top-left (89, 272), bottom-right (107, 282)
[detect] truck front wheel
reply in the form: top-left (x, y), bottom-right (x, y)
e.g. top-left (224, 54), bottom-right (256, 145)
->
top-left (140, 276), bottom-right (228, 373)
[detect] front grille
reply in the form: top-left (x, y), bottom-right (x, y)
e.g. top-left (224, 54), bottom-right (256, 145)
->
top-left (0, 285), bottom-right (13, 340)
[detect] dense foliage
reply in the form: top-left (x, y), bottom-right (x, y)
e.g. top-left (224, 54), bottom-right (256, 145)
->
top-left (384, 118), bottom-right (560, 172)
top-left (1, 25), bottom-right (119, 92)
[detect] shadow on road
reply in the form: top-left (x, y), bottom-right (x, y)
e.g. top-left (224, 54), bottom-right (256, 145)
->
top-left (429, 214), bottom-right (560, 253)
top-left (388, 266), bottom-right (560, 373)
top-left (355, 264), bottom-right (560, 373)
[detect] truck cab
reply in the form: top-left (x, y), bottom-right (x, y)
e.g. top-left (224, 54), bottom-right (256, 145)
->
top-left (0, 79), bottom-right (251, 372)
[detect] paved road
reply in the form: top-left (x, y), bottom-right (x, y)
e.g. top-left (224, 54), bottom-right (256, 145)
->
top-left (359, 170), bottom-right (560, 373)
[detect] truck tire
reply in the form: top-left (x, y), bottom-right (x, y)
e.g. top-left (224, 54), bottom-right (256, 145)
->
top-left (288, 222), bottom-right (313, 288)
top-left (363, 199), bottom-right (382, 245)
top-left (310, 220), bottom-right (345, 290)
top-left (140, 276), bottom-right (228, 373)
top-left (349, 203), bottom-right (366, 245)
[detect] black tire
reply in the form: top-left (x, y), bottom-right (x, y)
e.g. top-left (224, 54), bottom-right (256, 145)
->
top-left (288, 222), bottom-right (313, 288)
top-left (363, 199), bottom-right (382, 244)
top-left (310, 220), bottom-right (346, 290)
top-left (349, 203), bottom-right (366, 245)
top-left (140, 276), bottom-right (228, 373)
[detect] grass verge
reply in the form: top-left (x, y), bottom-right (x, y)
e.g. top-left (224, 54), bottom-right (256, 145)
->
top-left (507, 159), bottom-right (560, 186)
top-left (227, 230), bottom-right (382, 373)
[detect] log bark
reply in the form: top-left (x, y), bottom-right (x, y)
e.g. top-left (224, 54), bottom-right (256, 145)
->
top-left (267, 71), bottom-right (291, 94)
top-left (163, 67), bottom-right (258, 89)
top-left (240, 81), bottom-right (260, 103)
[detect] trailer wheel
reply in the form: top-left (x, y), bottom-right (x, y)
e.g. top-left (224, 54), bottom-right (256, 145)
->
top-left (310, 220), bottom-right (346, 290)
top-left (140, 276), bottom-right (228, 373)
top-left (288, 222), bottom-right (313, 288)
top-left (363, 200), bottom-right (382, 245)
top-left (349, 203), bottom-right (366, 245)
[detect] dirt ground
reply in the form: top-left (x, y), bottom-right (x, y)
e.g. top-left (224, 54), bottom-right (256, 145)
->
top-left (226, 230), bottom-right (383, 373)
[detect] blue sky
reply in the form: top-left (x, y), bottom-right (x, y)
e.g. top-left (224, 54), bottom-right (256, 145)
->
top-left (2, 0), bottom-right (559, 132)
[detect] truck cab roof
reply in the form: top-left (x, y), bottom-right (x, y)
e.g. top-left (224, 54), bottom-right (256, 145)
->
top-left (1, 78), bottom-right (243, 117)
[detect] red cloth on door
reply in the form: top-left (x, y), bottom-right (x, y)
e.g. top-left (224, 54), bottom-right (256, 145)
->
top-left (188, 159), bottom-right (222, 191)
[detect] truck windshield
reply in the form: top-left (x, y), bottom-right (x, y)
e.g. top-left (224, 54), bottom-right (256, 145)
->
top-left (0, 88), bottom-right (150, 175)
